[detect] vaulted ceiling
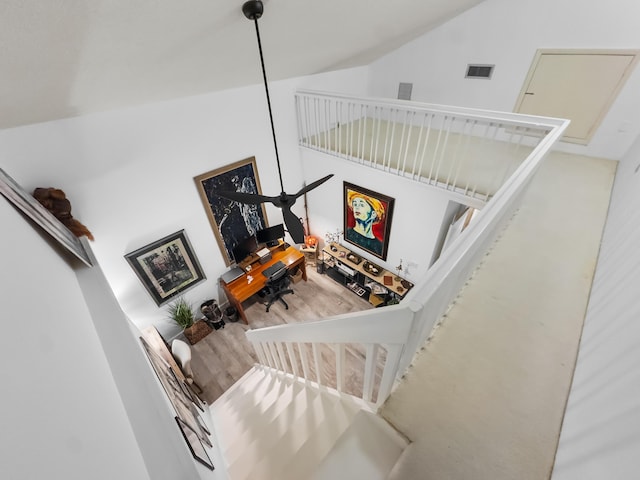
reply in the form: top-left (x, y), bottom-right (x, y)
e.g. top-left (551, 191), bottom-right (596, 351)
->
top-left (0, 0), bottom-right (485, 130)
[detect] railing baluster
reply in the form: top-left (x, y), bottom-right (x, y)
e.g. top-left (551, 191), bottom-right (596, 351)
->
top-left (324, 98), bottom-right (330, 151)
top-left (411, 113), bottom-right (427, 178)
top-left (445, 118), bottom-right (467, 189)
top-left (373, 107), bottom-right (382, 167)
top-left (417, 113), bottom-right (433, 183)
top-left (356, 104), bottom-right (362, 161)
top-left (295, 95), bottom-right (303, 145)
top-left (400, 111), bottom-right (415, 176)
top-left (286, 342), bottom-right (298, 377)
top-left (304, 96), bottom-right (312, 148)
top-left (314, 97), bottom-right (321, 149)
top-left (276, 342), bottom-right (288, 373)
top-left (298, 342), bottom-right (310, 379)
top-left (427, 117), bottom-right (445, 184)
top-left (363, 344), bottom-right (379, 402)
top-left (334, 344), bottom-right (345, 392)
top-left (337, 100), bottom-right (343, 158)
top-left (268, 342), bottom-right (280, 370)
top-left (433, 115), bottom-right (453, 187)
top-left (382, 109), bottom-right (393, 170)
top-left (254, 341), bottom-right (268, 366)
top-left (312, 343), bottom-right (322, 384)
top-left (452, 119), bottom-right (475, 193)
top-left (377, 345), bottom-right (404, 407)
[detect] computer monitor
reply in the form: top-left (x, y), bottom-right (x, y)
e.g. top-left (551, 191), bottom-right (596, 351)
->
top-left (256, 223), bottom-right (285, 247)
top-left (231, 235), bottom-right (258, 264)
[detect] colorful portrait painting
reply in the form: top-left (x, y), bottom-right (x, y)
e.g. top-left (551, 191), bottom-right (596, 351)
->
top-left (343, 182), bottom-right (395, 261)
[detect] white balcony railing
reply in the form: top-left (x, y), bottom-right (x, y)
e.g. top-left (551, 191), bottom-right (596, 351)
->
top-left (295, 90), bottom-right (559, 206)
top-left (246, 91), bottom-right (569, 408)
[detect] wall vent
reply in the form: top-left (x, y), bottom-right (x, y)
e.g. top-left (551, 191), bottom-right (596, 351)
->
top-left (398, 82), bottom-right (413, 100)
top-left (465, 64), bottom-right (494, 79)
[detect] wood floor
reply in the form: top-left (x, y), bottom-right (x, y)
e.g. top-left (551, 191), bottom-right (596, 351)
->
top-left (187, 264), bottom-right (374, 404)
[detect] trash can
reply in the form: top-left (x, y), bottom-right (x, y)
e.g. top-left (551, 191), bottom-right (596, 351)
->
top-left (225, 306), bottom-right (239, 323)
top-left (201, 300), bottom-right (225, 330)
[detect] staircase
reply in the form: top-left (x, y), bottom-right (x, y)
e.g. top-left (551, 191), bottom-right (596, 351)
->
top-left (210, 366), bottom-right (408, 480)
top-left (204, 92), bottom-right (570, 479)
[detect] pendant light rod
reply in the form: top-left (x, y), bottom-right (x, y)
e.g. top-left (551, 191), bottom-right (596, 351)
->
top-left (244, 1), bottom-right (285, 193)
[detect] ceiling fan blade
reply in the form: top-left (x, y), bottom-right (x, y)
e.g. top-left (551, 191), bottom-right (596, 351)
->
top-left (293, 174), bottom-right (334, 199)
top-left (214, 190), bottom-right (277, 205)
top-left (281, 205), bottom-right (306, 244)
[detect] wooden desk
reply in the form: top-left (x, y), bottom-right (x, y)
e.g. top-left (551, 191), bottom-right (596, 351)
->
top-left (220, 245), bottom-right (306, 324)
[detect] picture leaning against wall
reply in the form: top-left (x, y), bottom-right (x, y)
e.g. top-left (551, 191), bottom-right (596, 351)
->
top-left (343, 182), bottom-right (395, 261)
top-left (194, 156), bottom-right (268, 266)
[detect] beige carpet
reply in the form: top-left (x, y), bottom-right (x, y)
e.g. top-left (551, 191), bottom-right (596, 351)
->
top-left (380, 151), bottom-right (617, 479)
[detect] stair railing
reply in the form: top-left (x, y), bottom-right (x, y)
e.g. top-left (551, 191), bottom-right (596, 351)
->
top-left (245, 301), bottom-right (421, 407)
top-left (246, 92), bottom-right (569, 409)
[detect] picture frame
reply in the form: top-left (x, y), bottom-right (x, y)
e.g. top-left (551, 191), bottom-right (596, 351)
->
top-left (175, 417), bottom-right (215, 471)
top-left (139, 337), bottom-right (211, 446)
top-left (0, 168), bottom-right (92, 266)
top-left (125, 230), bottom-right (205, 306)
top-left (194, 157), bottom-right (268, 266)
top-left (343, 182), bottom-right (395, 261)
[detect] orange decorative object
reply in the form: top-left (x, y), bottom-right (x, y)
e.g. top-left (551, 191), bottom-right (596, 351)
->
top-left (304, 235), bottom-right (318, 247)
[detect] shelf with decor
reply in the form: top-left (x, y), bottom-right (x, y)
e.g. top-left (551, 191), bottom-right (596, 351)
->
top-left (321, 242), bottom-right (413, 306)
top-left (300, 244), bottom-right (318, 266)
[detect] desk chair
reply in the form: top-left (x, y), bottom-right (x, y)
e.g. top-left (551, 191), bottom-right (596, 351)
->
top-left (171, 339), bottom-right (203, 394)
top-left (264, 267), bottom-right (294, 312)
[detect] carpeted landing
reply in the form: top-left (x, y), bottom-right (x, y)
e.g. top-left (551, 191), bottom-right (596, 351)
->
top-left (380, 151), bottom-right (617, 480)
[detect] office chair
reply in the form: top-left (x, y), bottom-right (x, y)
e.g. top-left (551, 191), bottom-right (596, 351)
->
top-left (264, 266), bottom-right (294, 312)
top-left (171, 338), bottom-right (203, 394)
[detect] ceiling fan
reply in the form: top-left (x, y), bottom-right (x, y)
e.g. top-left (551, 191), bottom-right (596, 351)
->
top-left (214, 0), bottom-right (333, 245)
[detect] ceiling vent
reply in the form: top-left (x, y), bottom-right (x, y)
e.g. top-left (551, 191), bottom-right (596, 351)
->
top-left (398, 82), bottom-right (413, 100)
top-left (465, 64), bottom-right (494, 79)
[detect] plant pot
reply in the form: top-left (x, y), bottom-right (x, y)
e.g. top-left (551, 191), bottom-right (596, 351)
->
top-left (183, 319), bottom-right (212, 345)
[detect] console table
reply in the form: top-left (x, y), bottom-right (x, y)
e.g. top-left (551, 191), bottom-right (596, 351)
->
top-left (321, 242), bottom-right (413, 306)
top-left (220, 244), bottom-right (306, 324)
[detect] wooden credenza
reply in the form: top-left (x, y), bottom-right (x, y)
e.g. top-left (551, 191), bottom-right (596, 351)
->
top-left (321, 242), bottom-right (413, 306)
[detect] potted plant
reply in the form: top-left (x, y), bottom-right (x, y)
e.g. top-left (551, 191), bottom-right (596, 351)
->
top-left (168, 297), bottom-right (211, 344)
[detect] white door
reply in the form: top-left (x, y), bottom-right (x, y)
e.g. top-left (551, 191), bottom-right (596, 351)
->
top-left (514, 49), bottom-right (638, 144)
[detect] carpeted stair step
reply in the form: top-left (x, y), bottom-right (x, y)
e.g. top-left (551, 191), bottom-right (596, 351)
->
top-left (229, 392), bottom-right (357, 480)
top-left (311, 410), bottom-right (409, 480)
top-left (211, 367), bottom-right (277, 440)
top-left (223, 377), bottom-right (310, 465)
top-left (226, 384), bottom-right (343, 479)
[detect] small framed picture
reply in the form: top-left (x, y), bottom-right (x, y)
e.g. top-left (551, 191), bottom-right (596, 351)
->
top-left (125, 230), bottom-right (205, 306)
top-left (175, 417), bottom-right (214, 471)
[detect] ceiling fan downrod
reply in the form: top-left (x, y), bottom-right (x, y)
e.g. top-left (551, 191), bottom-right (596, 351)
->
top-left (243, 0), bottom-right (284, 193)
top-left (210, 0), bottom-right (334, 244)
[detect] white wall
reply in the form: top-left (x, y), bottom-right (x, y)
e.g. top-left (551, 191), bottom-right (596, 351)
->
top-left (551, 136), bottom-right (640, 478)
top-left (0, 67), bottom-right (370, 338)
top-left (0, 197), bottom-right (150, 479)
top-left (368, 0), bottom-right (640, 161)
